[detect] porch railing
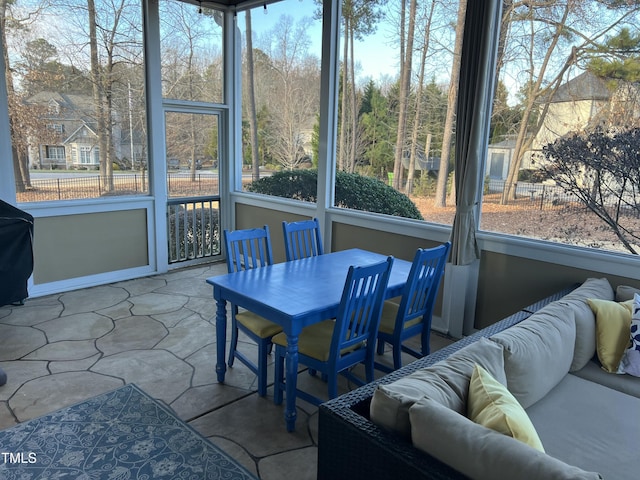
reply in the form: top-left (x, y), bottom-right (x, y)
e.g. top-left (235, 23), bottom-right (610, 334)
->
top-left (167, 195), bottom-right (220, 264)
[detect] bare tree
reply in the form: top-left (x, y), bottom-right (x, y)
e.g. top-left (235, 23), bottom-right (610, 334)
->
top-left (1, 0), bottom-right (47, 191)
top-left (497, 1), bottom-right (640, 203)
top-left (404, 0), bottom-right (436, 195)
top-left (500, 2), bottom-right (574, 203)
top-left (86, 0), bottom-right (111, 190)
top-left (334, 0), bottom-right (388, 173)
top-left (245, 11), bottom-right (260, 182)
top-left (392, 0), bottom-right (417, 190)
top-left (541, 127), bottom-right (640, 254)
top-left (257, 14), bottom-right (320, 170)
top-left (161, 2), bottom-right (218, 181)
top-left (433, 0), bottom-right (466, 207)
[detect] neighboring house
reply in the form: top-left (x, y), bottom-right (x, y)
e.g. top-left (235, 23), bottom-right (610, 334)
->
top-left (25, 91), bottom-right (143, 170)
top-left (487, 71), bottom-right (613, 180)
top-left (526, 70), bottom-right (613, 169)
top-left (401, 151), bottom-right (440, 173)
top-left (25, 92), bottom-right (99, 169)
top-left (486, 138), bottom-right (515, 180)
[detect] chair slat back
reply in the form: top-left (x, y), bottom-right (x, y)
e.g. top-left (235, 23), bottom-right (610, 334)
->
top-left (397, 242), bottom-right (451, 329)
top-left (282, 218), bottom-right (324, 261)
top-left (332, 257), bottom-right (393, 356)
top-left (223, 226), bottom-right (274, 273)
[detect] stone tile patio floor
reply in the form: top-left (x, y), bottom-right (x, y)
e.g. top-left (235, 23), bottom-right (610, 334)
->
top-left (0, 262), bottom-right (453, 479)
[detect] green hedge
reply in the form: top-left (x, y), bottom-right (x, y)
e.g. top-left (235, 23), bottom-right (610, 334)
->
top-left (247, 169), bottom-right (423, 220)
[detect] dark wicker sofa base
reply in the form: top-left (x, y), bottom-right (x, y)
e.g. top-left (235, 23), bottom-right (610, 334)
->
top-left (317, 286), bottom-right (577, 480)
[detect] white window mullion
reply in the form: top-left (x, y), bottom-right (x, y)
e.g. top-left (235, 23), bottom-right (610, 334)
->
top-left (144, 0), bottom-right (168, 272)
top-left (316, 0), bottom-right (341, 250)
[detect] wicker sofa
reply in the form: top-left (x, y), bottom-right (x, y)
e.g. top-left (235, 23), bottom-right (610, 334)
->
top-left (318, 279), bottom-right (640, 480)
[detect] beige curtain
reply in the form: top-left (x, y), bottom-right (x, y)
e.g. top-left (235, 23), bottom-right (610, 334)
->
top-left (450, 0), bottom-right (502, 265)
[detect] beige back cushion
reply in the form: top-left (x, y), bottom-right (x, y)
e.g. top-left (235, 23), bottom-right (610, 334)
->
top-left (615, 284), bottom-right (640, 302)
top-left (369, 337), bottom-right (504, 438)
top-left (490, 301), bottom-right (576, 409)
top-left (409, 397), bottom-right (603, 480)
top-left (554, 278), bottom-right (613, 372)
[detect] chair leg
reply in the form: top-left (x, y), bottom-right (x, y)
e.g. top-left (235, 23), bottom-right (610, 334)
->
top-left (365, 355), bottom-right (375, 383)
top-left (393, 343), bottom-right (403, 371)
top-left (228, 323), bottom-right (239, 366)
top-left (376, 339), bottom-right (385, 355)
top-left (327, 371), bottom-right (338, 399)
top-left (274, 346), bottom-right (284, 405)
top-left (421, 327), bottom-right (431, 357)
top-left (257, 341), bottom-right (268, 397)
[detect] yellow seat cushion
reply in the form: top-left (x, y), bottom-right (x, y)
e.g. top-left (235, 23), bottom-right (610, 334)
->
top-left (587, 298), bottom-right (633, 373)
top-left (235, 310), bottom-right (283, 338)
top-left (468, 364), bottom-right (545, 452)
top-left (378, 299), bottom-right (421, 335)
top-left (272, 320), bottom-right (364, 362)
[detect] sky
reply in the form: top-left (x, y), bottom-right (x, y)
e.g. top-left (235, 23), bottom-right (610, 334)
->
top-left (239, 0), bottom-right (401, 83)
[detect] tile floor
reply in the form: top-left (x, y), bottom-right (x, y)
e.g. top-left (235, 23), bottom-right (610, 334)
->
top-left (0, 262), bottom-right (453, 479)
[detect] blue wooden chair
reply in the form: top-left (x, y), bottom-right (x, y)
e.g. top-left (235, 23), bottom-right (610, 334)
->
top-left (375, 242), bottom-right (451, 373)
top-left (223, 225), bottom-right (283, 396)
top-left (273, 257), bottom-right (393, 406)
top-left (282, 217), bottom-right (324, 261)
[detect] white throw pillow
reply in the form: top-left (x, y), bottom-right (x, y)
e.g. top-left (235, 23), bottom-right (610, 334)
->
top-left (617, 293), bottom-right (640, 377)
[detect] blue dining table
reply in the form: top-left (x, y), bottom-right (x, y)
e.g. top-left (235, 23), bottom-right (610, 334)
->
top-left (206, 248), bottom-right (412, 431)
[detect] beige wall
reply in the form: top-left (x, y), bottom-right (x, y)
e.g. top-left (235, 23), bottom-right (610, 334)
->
top-left (331, 222), bottom-right (441, 261)
top-left (33, 209), bottom-right (149, 284)
top-left (234, 204), bottom-right (303, 263)
top-left (235, 203), bottom-right (640, 332)
top-left (235, 203), bottom-right (447, 315)
top-left (475, 251), bottom-right (640, 329)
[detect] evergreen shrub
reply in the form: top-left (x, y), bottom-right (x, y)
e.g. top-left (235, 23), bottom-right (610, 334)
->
top-left (247, 169), bottom-right (423, 220)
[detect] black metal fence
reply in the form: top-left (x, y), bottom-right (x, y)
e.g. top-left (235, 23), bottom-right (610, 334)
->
top-left (17, 172), bottom-right (219, 202)
top-left (484, 179), bottom-right (583, 211)
top-left (17, 173), bottom-right (148, 202)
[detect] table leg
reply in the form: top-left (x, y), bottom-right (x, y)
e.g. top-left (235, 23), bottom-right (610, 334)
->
top-left (215, 297), bottom-right (227, 383)
top-left (285, 333), bottom-right (299, 432)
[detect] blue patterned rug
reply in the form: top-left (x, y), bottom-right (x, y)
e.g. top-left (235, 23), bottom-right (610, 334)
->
top-left (0, 384), bottom-right (256, 479)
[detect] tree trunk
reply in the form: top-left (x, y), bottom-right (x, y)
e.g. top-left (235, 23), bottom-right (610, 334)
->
top-left (393, 0), bottom-right (417, 190)
top-left (434, 0), bottom-right (466, 208)
top-left (338, 16), bottom-right (350, 171)
top-left (104, 60), bottom-right (114, 191)
top-left (87, 0), bottom-right (110, 193)
top-left (1, 0), bottom-right (29, 192)
top-left (189, 113), bottom-right (197, 181)
top-left (349, 26), bottom-right (357, 173)
top-left (245, 11), bottom-right (260, 182)
top-left (501, 3), bottom-right (572, 204)
top-left (405, 1), bottom-right (436, 196)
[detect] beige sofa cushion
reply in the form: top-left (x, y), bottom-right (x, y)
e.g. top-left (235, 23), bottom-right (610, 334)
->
top-left (615, 284), bottom-right (640, 302)
top-left (527, 373), bottom-right (639, 480)
top-left (573, 357), bottom-right (640, 398)
top-left (409, 397), bottom-right (603, 480)
top-left (490, 301), bottom-right (576, 409)
top-left (370, 337), bottom-right (504, 438)
top-left (555, 277), bottom-right (614, 372)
